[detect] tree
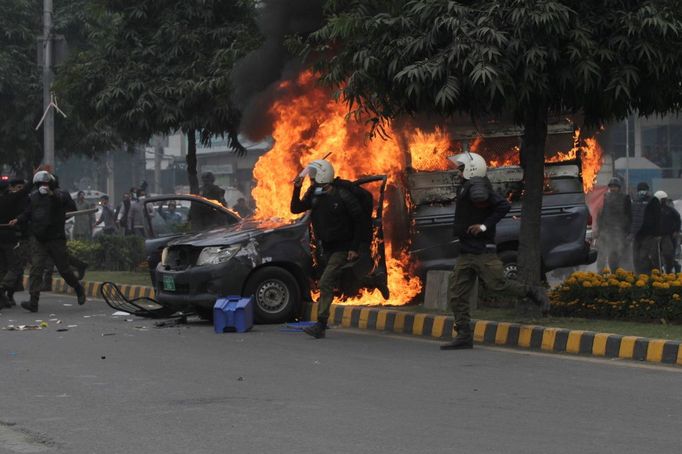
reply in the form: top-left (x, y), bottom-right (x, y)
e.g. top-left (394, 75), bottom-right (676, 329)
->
top-left (0, 0), bottom-right (43, 173)
top-left (0, 0), bottom-right (120, 176)
top-left (56, 0), bottom-right (262, 193)
top-left (307, 0), bottom-right (682, 284)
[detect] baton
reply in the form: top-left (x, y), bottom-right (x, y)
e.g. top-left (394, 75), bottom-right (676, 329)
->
top-left (66, 207), bottom-right (98, 219)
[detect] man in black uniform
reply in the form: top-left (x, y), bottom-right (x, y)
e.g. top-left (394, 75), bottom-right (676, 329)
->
top-left (200, 172), bottom-right (227, 206)
top-left (10, 171), bottom-right (86, 312)
top-left (442, 152), bottom-right (549, 350)
top-left (630, 182), bottom-right (661, 274)
top-left (0, 178), bottom-right (30, 308)
top-left (655, 191), bottom-right (681, 273)
top-left (291, 159), bottom-right (368, 339)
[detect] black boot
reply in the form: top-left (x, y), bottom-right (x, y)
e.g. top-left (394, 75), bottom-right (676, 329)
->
top-left (75, 284), bottom-right (87, 306)
top-left (527, 286), bottom-right (550, 316)
top-left (20, 294), bottom-right (39, 313)
top-left (0, 288), bottom-right (10, 309)
top-left (303, 320), bottom-right (327, 339)
top-left (6, 290), bottom-right (16, 307)
top-left (440, 324), bottom-right (473, 350)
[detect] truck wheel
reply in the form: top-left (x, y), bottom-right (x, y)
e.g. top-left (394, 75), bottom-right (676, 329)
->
top-left (498, 250), bottom-right (519, 280)
top-left (244, 267), bottom-right (300, 324)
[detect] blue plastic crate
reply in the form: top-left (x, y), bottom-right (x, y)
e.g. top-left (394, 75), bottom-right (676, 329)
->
top-left (213, 296), bottom-right (254, 333)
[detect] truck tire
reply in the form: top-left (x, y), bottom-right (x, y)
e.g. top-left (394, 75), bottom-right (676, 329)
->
top-left (244, 267), bottom-right (300, 324)
top-left (498, 250), bottom-right (519, 280)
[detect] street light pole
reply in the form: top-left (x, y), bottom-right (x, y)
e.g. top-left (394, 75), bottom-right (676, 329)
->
top-left (42, 0), bottom-right (54, 168)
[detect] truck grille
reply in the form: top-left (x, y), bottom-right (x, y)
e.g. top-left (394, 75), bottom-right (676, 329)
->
top-left (164, 246), bottom-right (201, 270)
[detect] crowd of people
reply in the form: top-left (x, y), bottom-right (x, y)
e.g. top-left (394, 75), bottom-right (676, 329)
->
top-left (595, 178), bottom-right (681, 275)
top-left (66, 172), bottom-right (255, 241)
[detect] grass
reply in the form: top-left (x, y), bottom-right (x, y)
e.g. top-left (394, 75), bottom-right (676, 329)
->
top-left (391, 304), bottom-right (682, 340)
top-left (83, 271), bottom-right (152, 287)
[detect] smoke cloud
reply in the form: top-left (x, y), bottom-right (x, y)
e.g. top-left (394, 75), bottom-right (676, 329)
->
top-left (233, 0), bottom-right (325, 140)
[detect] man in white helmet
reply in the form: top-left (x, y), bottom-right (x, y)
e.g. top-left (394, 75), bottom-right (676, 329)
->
top-left (9, 171), bottom-right (86, 312)
top-left (655, 190), bottom-right (681, 272)
top-left (291, 158), bottom-right (372, 338)
top-left (441, 152), bottom-right (549, 350)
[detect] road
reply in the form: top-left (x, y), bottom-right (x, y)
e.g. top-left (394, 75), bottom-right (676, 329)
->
top-left (1, 293), bottom-right (681, 454)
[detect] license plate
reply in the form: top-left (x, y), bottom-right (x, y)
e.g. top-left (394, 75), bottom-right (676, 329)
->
top-left (162, 275), bottom-right (176, 292)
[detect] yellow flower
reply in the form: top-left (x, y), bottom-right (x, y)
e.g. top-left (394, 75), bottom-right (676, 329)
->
top-left (660, 283), bottom-right (670, 289)
top-left (619, 282), bottom-right (632, 289)
top-left (582, 281), bottom-right (593, 288)
top-left (635, 280), bottom-right (646, 287)
top-left (672, 294), bottom-right (681, 301)
top-left (652, 268), bottom-right (661, 275)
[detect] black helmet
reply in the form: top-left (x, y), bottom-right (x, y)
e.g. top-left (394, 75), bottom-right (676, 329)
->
top-left (201, 171), bottom-right (215, 184)
top-left (636, 182), bottom-right (649, 192)
top-left (607, 177), bottom-right (621, 188)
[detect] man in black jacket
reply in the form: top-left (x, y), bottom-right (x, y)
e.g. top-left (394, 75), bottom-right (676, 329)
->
top-left (291, 159), bottom-right (367, 339)
top-left (10, 171), bottom-right (86, 312)
top-left (0, 178), bottom-right (30, 308)
top-left (442, 153), bottom-right (549, 350)
top-left (630, 182), bottom-right (661, 274)
top-left (655, 191), bottom-right (681, 273)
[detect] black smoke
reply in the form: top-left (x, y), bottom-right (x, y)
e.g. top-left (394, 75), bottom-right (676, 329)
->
top-left (233, 0), bottom-right (325, 140)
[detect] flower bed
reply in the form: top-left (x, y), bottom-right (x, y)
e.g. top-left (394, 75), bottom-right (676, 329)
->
top-left (551, 269), bottom-right (682, 322)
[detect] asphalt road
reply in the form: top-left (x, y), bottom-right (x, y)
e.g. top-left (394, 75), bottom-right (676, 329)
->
top-left (1, 293), bottom-right (681, 454)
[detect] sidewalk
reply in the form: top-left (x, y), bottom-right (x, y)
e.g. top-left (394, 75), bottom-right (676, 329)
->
top-left (37, 277), bottom-right (682, 366)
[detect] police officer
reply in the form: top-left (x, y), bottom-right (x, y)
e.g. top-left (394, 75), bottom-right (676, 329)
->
top-left (630, 182), bottom-right (661, 274)
top-left (10, 171), bottom-right (86, 312)
top-left (596, 177), bottom-right (631, 271)
top-left (291, 159), bottom-right (367, 339)
top-left (0, 178), bottom-right (30, 308)
top-left (441, 153), bottom-right (549, 350)
top-left (200, 172), bottom-right (227, 207)
top-left (654, 191), bottom-right (681, 273)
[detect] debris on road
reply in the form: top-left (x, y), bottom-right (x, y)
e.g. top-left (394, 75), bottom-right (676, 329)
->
top-left (112, 311), bottom-right (131, 316)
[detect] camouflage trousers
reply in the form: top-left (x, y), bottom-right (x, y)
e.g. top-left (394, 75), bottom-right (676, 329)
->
top-left (448, 253), bottom-right (530, 330)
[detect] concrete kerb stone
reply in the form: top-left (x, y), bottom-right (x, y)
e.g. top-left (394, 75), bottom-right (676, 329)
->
top-left (40, 278), bottom-right (682, 366)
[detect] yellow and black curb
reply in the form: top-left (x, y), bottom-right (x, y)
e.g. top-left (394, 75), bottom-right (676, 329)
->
top-left (23, 277), bottom-right (155, 300)
top-left (39, 278), bottom-right (681, 366)
top-left (307, 302), bottom-right (682, 367)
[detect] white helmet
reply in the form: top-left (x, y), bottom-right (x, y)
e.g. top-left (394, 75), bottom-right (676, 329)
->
top-left (448, 152), bottom-right (487, 179)
top-left (304, 159), bottom-right (335, 185)
top-left (33, 170), bottom-right (53, 184)
top-left (654, 190), bottom-right (668, 200)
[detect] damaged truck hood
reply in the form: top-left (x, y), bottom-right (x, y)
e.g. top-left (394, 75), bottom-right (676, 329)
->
top-left (168, 218), bottom-right (307, 248)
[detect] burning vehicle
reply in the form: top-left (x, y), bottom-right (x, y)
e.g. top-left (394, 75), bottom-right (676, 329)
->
top-left (145, 178), bottom-right (389, 322)
top-left (137, 72), bottom-right (601, 322)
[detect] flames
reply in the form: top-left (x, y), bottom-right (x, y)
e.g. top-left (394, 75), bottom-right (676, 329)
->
top-left (251, 71), bottom-right (421, 306)
top-left (250, 71), bottom-right (604, 307)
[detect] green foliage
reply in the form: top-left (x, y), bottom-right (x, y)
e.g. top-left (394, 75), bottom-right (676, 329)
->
top-left (56, 0), bottom-right (262, 149)
top-left (0, 0), bottom-right (120, 173)
top-left (309, 0), bottom-right (682, 126)
top-left (68, 235), bottom-right (146, 271)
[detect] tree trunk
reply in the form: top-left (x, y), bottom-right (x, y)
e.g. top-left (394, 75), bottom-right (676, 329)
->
top-left (517, 104), bottom-right (548, 287)
top-left (186, 129), bottom-right (199, 194)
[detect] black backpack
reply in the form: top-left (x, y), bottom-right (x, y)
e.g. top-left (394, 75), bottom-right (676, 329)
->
top-left (333, 178), bottom-right (374, 243)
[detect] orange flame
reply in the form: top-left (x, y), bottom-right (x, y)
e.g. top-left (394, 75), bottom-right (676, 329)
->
top-left (252, 72), bottom-right (421, 306)
top-left (250, 71), bottom-right (604, 307)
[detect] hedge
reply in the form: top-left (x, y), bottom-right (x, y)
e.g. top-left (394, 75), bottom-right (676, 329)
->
top-left (68, 235), bottom-right (146, 272)
top-left (551, 269), bottom-right (682, 322)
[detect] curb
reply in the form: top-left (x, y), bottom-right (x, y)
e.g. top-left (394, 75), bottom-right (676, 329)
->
top-left (37, 278), bottom-right (682, 366)
top-left (306, 302), bottom-right (682, 367)
top-left (22, 277), bottom-right (155, 300)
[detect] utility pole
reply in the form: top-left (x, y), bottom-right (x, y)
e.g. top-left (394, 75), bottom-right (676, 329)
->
top-left (42, 0), bottom-right (54, 168)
